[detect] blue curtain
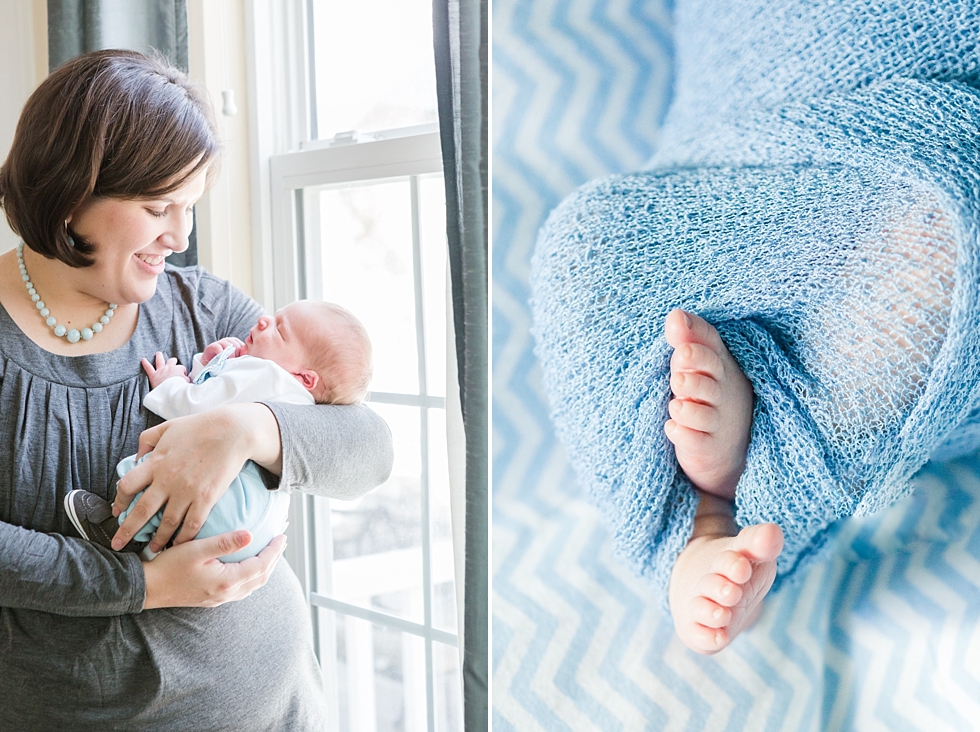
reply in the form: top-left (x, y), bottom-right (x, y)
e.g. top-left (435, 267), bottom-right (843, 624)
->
top-left (433, 0), bottom-right (488, 729)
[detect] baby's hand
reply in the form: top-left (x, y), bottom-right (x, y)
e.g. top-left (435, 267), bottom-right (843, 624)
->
top-left (201, 337), bottom-right (245, 365)
top-left (142, 352), bottom-right (191, 389)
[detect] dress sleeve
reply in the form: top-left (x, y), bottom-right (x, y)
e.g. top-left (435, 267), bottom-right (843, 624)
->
top-left (262, 402), bottom-right (394, 499)
top-left (0, 523), bottom-right (145, 615)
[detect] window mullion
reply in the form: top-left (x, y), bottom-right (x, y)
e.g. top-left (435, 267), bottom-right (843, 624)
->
top-left (410, 175), bottom-right (436, 732)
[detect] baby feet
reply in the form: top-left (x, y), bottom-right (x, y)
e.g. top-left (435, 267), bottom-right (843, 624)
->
top-left (664, 309), bottom-right (783, 653)
top-left (664, 309), bottom-right (754, 501)
top-left (669, 519), bottom-right (784, 654)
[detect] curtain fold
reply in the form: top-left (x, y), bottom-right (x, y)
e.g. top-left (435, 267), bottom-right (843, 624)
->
top-left (433, 0), bottom-right (488, 729)
top-left (47, 0), bottom-right (196, 267)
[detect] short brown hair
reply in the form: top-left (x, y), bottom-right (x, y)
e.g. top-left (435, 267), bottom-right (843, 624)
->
top-left (0, 49), bottom-right (219, 268)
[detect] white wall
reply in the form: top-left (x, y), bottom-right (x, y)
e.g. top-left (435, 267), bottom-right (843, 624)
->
top-left (0, 0), bottom-right (46, 254)
top-left (187, 0), bottom-right (255, 295)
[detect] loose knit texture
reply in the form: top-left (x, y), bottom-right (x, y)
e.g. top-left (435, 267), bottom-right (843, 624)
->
top-left (530, 0), bottom-right (980, 609)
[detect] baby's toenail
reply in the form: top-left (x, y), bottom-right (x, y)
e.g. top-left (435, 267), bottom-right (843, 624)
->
top-left (713, 608), bottom-right (723, 620)
top-left (721, 584), bottom-right (732, 596)
top-left (683, 312), bottom-right (692, 329)
top-left (714, 633), bottom-right (722, 646)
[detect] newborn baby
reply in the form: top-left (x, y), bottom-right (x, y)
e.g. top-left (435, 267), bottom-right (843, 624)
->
top-left (65, 300), bottom-right (373, 561)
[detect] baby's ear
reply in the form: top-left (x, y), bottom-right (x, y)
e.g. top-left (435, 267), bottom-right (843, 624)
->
top-left (293, 369), bottom-right (319, 392)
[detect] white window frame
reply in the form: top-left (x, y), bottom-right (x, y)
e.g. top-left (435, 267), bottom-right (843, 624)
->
top-left (245, 2), bottom-right (462, 730)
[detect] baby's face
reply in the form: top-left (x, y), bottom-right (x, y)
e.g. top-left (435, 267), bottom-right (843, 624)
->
top-left (238, 302), bottom-right (317, 372)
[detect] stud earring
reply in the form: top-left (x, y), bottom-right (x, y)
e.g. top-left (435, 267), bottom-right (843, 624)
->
top-left (65, 221), bottom-right (76, 248)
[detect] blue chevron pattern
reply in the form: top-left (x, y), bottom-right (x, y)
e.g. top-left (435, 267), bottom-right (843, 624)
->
top-left (491, 0), bottom-right (980, 729)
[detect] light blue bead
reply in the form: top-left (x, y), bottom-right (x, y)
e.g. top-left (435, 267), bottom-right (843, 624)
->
top-left (53, 325), bottom-right (67, 337)
top-left (66, 329), bottom-right (80, 343)
top-left (92, 322), bottom-right (103, 333)
top-left (109, 303), bottom-right (118, 310)
top-left (45, 316), bottom-right (56, 327)
top-left (81, 328), bottom-right (94, 340)
top-left (39, 308), bottom-right (49, 317)
top-left (31, 294), bottom-right (39, 302)
top-left (105, 309), bottom-right (114, 318)
top-left (21, 274), bottom-right (29, 282)
top-left (35, 301), bottom-right (44, 310)
top-left (100, 315), bottom-right (110, 324)
top-left (28, 287), bottom-right (35, 295)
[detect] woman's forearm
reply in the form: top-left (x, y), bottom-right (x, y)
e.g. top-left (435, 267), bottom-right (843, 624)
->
top-left (0, 522), bottom-right (144, 616)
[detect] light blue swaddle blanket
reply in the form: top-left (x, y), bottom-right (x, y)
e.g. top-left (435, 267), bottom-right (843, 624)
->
top-left (530, 0), bottom-right (980, 609)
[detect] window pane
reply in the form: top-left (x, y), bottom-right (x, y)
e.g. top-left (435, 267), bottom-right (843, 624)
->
top-left (324, 403), bottom-right (423, 622)
top-left (428, 409), bottom-right (457, 634)
top-left (324, 610), bottom-right (428, 732)
top-left (311, 0), bottom-right (438, 138)
top-left (317, 181), bottom-right (418, 395)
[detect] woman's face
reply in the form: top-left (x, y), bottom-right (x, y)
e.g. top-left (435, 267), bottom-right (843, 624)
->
top-left (66, 167), bottom-right (208, 305)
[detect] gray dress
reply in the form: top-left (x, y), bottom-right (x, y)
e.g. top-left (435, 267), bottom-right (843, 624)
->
top-left (0, 266), bottom-right (394, 730)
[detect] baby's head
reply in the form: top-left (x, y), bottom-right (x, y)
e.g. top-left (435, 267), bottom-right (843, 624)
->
top-left (240, 300), bottom-right (372, 404)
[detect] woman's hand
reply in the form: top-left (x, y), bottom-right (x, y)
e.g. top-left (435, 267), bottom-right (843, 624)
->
top-left (142, 531), bottom-right (287, 609)
top-left (111, 403), bottom-right (283, 553)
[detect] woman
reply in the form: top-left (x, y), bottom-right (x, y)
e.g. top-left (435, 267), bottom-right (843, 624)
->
top-left (0, 50), bottom-right (392, 727)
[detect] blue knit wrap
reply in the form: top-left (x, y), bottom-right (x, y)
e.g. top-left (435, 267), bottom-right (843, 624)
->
top-left (530, 0), bottom-right (980, 607)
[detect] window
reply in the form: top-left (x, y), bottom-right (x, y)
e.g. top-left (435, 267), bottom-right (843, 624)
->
top-left (248, 2), bottom-right (462, 730)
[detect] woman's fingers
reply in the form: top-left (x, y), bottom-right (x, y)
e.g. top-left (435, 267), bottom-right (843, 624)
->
top-left (114, 407), bottom-right (269, 561)
top-left (144, 496), bottom-right (195, 553)
top-left (229, 535), bottom-right (288, 595)
top-left (194, 529), bottom-right (254, 561)
top-left (112, 487), bottom-right (167, 550)
top-left (113, 453), bottom-right (155, 515)
top-left (171, 502), bottom-right (211, 547)
top-left (135, 421), bottom-right (167, 459)
top-left (142, 532), bottom-right (286, 609)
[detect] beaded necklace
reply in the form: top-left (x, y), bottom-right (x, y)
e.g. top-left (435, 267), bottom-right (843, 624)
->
top-left (16, 242), bottom-right (117, 343)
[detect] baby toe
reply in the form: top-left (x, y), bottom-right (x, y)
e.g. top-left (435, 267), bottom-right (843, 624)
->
top-left (670, 371), bottom-right (722, 406)
top-left (690, 595), bottom-right (732, 629)
top-left (670, 342), bottom-right (726, 380)
top-left (710, 549), bottom-right (752, 585)
top-left (686, 622), bottom-right (730, 654)
top-left (697, 572), bottom-right (744, 608)
top-left (668, 399), bottom-right (721, 433)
